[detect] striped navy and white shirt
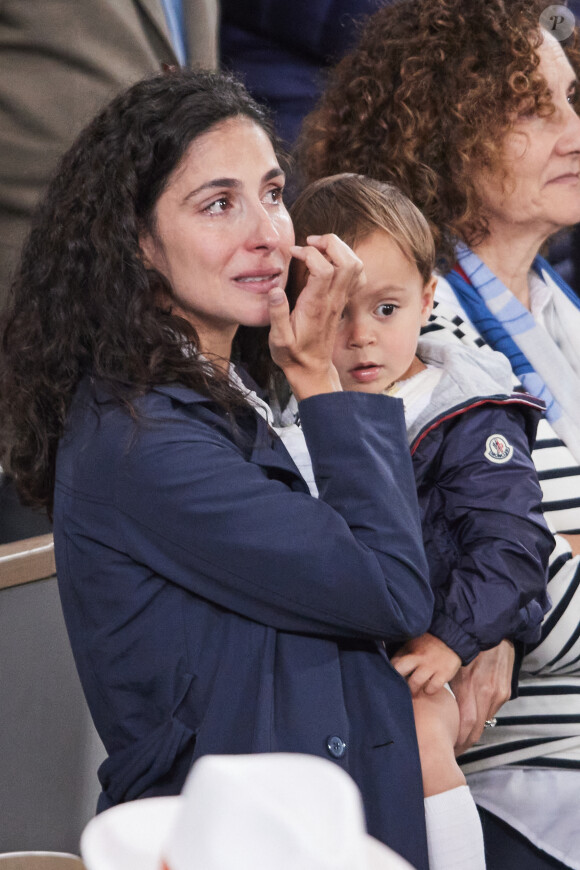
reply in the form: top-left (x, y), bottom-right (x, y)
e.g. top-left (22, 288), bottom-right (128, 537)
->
top-left (426, 274), bottom-right (580, 867)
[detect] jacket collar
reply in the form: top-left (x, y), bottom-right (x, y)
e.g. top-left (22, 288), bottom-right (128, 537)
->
top-left (152, 381), bottom-right (213, 405)
top-left (150, 363), bottom-right (267, 406)
top-left (151, 383), bottom-right (310, 491)
top-left (85, 376), bottom-right (308, 490)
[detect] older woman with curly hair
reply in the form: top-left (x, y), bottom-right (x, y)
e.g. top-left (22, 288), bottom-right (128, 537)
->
top-left (299, 1), bottom-right (580, 868)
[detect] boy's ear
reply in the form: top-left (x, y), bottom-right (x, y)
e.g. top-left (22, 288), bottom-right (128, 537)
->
top-left (421, 276), bottom-right (437, 325)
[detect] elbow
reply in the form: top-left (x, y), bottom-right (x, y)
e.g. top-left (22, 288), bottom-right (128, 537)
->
top-left (401, 586), bottom-right (434, 637)
top-left (373, 584), bottom-right (433, 642)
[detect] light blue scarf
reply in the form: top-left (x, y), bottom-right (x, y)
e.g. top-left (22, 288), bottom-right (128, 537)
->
top-left (444, 243), bottom-right (580, 461)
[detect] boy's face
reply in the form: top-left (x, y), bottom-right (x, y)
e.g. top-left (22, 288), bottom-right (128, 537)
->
top-left (332, 230), bottom-right (436, 393)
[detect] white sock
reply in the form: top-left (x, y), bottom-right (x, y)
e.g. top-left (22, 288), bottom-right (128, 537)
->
top-left (424, 785), bottom-right (486, 870)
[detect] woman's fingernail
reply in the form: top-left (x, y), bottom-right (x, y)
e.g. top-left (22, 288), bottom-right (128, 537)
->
top-left (306, 235), bottom-right (321, 242)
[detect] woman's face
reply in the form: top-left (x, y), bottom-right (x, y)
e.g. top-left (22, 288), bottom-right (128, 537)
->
top-left (477, 32), bottom-right (580, 243)
top-left (140, 117), bottom-right (295, 361)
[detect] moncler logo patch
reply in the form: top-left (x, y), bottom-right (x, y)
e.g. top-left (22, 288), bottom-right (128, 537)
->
top-left (484, 434), bottom-right (513, 464)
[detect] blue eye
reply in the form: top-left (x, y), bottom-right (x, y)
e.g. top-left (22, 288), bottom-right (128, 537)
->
top-left (377, 303), bottom-right (396, 317)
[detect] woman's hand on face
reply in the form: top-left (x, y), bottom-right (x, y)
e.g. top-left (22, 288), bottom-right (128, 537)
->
top-left (450, 639), bottom-right (515, 755)
top-left (391, 632), bottom-right (462, 697)
top-left (268, 234), bottom-right (364, 401)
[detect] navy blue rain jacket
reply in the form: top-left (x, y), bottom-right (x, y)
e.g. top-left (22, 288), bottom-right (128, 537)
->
top-left (54, 377), bottom-right (433, 869)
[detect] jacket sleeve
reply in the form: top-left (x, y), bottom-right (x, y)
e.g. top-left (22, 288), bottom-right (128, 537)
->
top-left (423, 405), bottom-right (553, 663)
top-left (110, 390), bottom-right (433, 641)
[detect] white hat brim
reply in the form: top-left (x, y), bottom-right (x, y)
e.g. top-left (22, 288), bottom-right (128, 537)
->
top-left (365, 835), bottom-right (414, 869)
top-left (81, 797), bottom-right (182, 870)
top-left (82, 796), bottom-right (413, 870)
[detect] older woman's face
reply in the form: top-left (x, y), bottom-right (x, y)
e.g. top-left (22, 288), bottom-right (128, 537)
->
top-left (478, 33), bottom-right (580, 242)
top-left (140, 117), bottom-right (294, 361)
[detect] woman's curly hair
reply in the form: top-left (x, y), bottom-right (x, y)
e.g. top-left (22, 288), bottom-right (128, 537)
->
top-left (298, 0), bottom-right (580, 264)
top-left (0, 68), bottom-right (280, 512)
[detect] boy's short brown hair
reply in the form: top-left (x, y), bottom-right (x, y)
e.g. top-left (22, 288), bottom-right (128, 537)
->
top-left (289, 174), bottom-right (435, 304)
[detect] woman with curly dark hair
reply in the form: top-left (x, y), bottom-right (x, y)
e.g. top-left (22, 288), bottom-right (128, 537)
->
top-left (0, 67), bottom-right (436, 867)
top-left (299, 1), bottom-right (580, 867)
